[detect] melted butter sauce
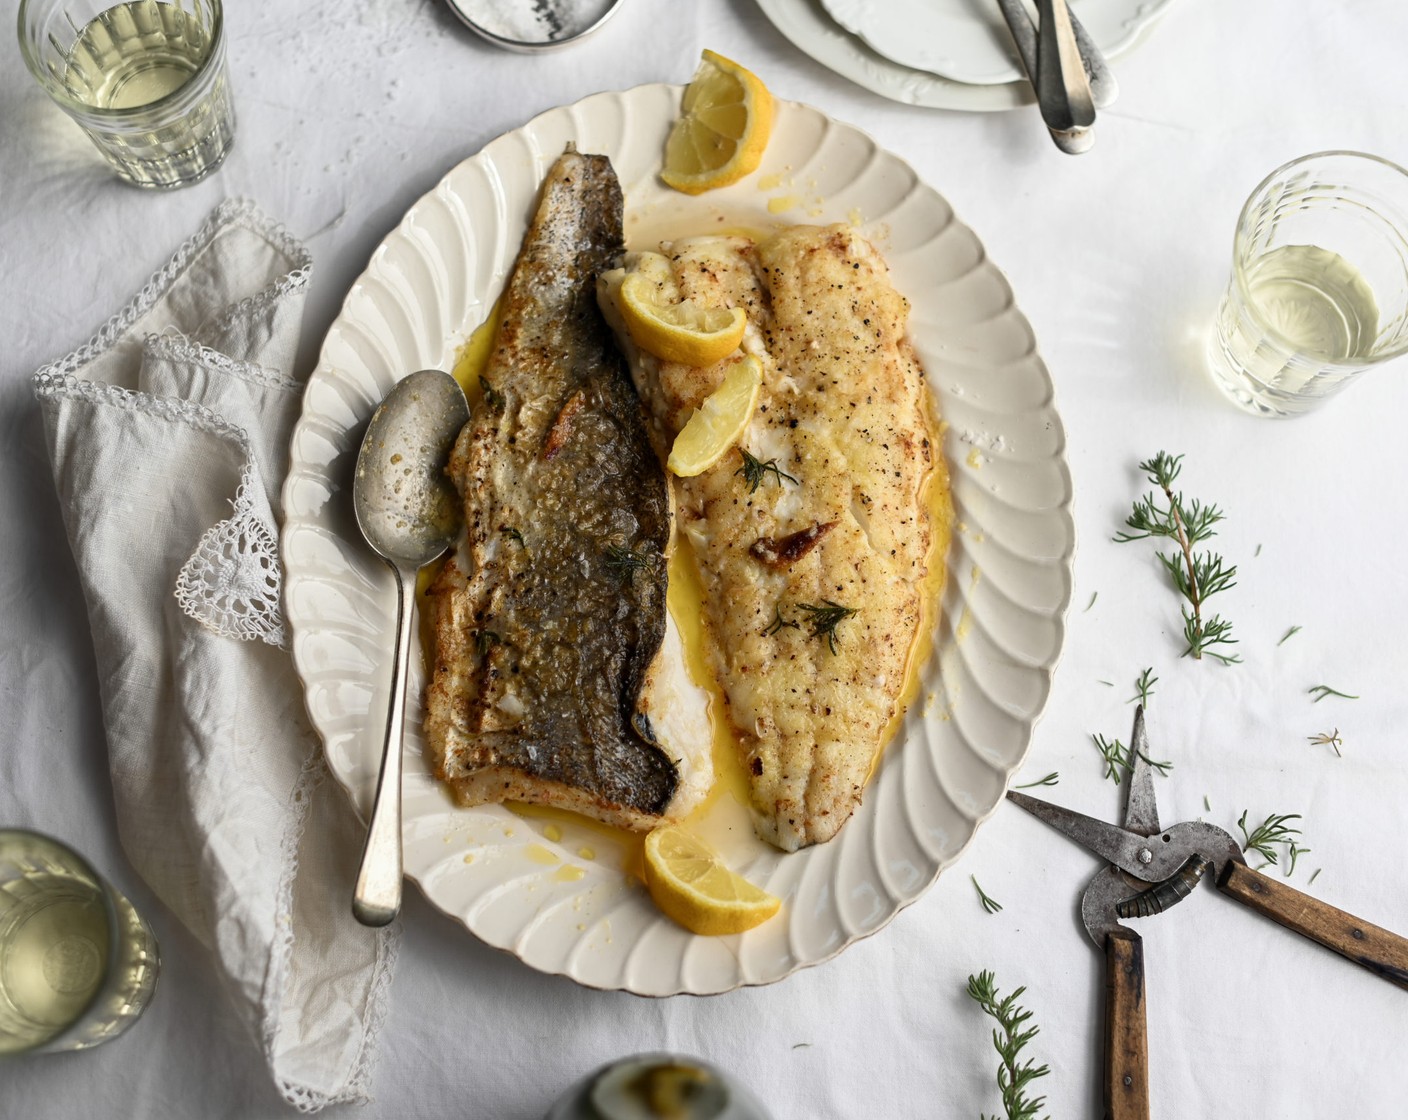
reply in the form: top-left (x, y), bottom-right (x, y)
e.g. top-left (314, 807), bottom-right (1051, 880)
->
top-left (417, 289), bottom-right (955, 863)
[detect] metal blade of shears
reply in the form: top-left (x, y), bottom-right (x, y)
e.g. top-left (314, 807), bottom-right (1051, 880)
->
top-left (1006, 790), bottom-right (1185, 883)
top-left (1123, 705), bottom-right (1161, 838)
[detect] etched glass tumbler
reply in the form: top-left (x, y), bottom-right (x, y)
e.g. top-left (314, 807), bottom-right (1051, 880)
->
top-left (1207, 151), bottom-right (1408, 417)
top-left (0, 830), bottom-right (159, 1055)
top-left (18, 0), bottom-right (235, 188)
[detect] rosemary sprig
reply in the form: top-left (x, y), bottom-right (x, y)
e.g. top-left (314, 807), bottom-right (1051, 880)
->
top-left (965, 971), bottom-right (1050, 1120)
top-left (735, 447), bottom-right (798, 494)
top-left (1278, 625), bottom-right (1302, 646)
top-left (475, 630), bottom-right (502, 656)
top-left (603, 544), bottom-right (653, 584)
top-left (795, 600), bottom-right (858, 655)
top-left (479, 375), bottom-right (505, 412)
top-left (1309, 684), bottom-right (1359, 703)
top-left (1014, 772), bottom-right (1060, 789)
top-left (762, 603), bottom-right (800, 637)
top-left (1236, 811), bottom-right (1303, 866)
top-left (972, 875), bottom-right (1003, 915)
top-left (1114, 452), bottom-right (1240, 664)
top-left (1131, 666), bottom-right (1157, 706)
top-left (1091, 734), bottom-right (1172, 784)
top-left (1307, 729), bottom-right (1343, 757)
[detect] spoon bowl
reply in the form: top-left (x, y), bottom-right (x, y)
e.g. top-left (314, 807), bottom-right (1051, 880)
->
top-left (350, 369), bottom-right (469, 926)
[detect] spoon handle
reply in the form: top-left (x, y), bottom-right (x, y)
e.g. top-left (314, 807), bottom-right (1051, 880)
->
top-left (353, 564), bottom-right (415, 926)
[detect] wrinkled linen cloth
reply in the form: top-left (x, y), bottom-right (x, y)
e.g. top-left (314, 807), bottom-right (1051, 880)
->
top-left (31, 200), bottom-right (397, 1111)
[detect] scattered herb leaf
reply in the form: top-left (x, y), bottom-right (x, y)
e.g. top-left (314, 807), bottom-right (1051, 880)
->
top-left (1092, 733), bottom-right (1172, 784)
top-left (1015, 772), bottom-right (1060, 789)
top-left (1309, 684), bottom-right (1359, 703)
top-left (966, 971), bottom-right (1051, 1120)
top-left (791, 1043), bottom-right (812, 1050)
top-left (1307, 729), bottom-right (1343, 757)
top-left (972, 875), bottom-right (1003, 915)
top-left (1285, 840), bottom-right (1311, 878)
top-left (1114, 451), bottom-right (1240, 664)
top-left (1084, 592), bottom-right (1098, 612)
top-left (1203, 794), bottom-right (1211, 812)
top-left (736, 448), bottom-right (798, 494)
top-left (1309, 867), bottom-right (1323, 885)
top-left (1131, 667), bottom-right (1158, 707)
top-left (795, 600), bottom-right (858, 655)
top-left (499, 525), bottom-right (525, 547)
top-left (1255, 543), bottom-right (1263, 557)
top-left (1278, 625), bottom-right (1302, 646)
top-left (1236, 811), bottom-right (1303, 865)
top-left (475, 630), bottom-right (502, 656)
top-left (1098, 679), bottom-right (1114, 687)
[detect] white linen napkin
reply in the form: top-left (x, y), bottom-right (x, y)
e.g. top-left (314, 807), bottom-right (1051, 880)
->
top-left (31, 199), bottom-right (397, 1112)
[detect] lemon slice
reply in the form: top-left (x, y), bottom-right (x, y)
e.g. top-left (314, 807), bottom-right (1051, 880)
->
top-left (643, 825), bottom-right (780, 936)
top-left (662, 49), bottom-right (775, 195)
top-left (619, 271), bottom-right (747, 367)
top-left (666, 356), bottom-right (762, 478)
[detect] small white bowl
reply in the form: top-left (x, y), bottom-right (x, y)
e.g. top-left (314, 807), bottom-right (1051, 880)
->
top-left (445, 0), bottom-right (625, 52)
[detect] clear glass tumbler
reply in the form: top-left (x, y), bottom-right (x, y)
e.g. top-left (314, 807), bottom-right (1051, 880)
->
top-left (17, 0), bottom-right (235, 189)
top-left (0, 830), bottom-right (159, 1056)
top-left (1207, 151), bottom-right (1408, 417)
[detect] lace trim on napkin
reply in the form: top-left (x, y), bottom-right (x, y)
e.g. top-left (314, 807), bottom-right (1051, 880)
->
top-left (30, 199), bottom-right (308, 652)
top-left (174, 476), bottom-right (288, 647)
top-left (33, 199), bottom-right (309, 378)
top-left (33, 370), bottom-right (289, 648)
top-left (269, 754), bottom-right (401, 1113)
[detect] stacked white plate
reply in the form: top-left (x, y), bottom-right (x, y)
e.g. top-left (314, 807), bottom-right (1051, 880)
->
top-left (755, 0), bottom-right (1175, 111)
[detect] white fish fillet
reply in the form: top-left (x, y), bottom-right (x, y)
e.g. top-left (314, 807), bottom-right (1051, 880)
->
top-left (600, 224), bottom-right (947, 850)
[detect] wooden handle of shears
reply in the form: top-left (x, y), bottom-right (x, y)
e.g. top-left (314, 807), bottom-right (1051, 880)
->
top-left (1219, 862), bottom-right (1408, 990)
top-left (1102, 927), bottom-right (1150, 1120)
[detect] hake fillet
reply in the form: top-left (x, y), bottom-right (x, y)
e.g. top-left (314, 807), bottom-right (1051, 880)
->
top-left (600, 225), bottom-right (947, 851)
top-left (424, 149), bottom-right (711, 831)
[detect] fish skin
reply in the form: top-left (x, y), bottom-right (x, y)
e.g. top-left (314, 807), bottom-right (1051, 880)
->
top-left (424, 149), bottom-right (710, 830)
top-left (600, 225), bottom-right (946, 850)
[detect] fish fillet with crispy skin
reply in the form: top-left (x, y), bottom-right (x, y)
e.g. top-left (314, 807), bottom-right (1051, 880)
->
top-left (599, 225), bottom-right (948, 851)
top-left (423, 148), bottom-right (711, 831)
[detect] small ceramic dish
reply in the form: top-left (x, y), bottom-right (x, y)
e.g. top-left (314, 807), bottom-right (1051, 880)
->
top-left (444, 0), bottom-right (625, 52)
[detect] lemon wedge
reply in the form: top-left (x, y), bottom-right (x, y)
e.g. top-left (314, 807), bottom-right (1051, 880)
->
top-left (619, 271), bottom-right (747, 367)
top-left (662, 49), bottom-right (775, 195)
top-left (666, 356), bottom-right (762, 478)
top-left (643, 825), bottom-right (780, 936)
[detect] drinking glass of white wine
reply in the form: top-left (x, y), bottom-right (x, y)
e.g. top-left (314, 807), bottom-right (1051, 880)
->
top-left (1208, 151), bottom-right (1408, 417)
top-left (0, 830), bottom-right (159, 1056)
top-left (18, 0), bottom-right (235, 189)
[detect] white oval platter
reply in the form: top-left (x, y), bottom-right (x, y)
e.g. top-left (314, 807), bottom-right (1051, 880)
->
top-left (281, 83), bottom-right (1074, 996)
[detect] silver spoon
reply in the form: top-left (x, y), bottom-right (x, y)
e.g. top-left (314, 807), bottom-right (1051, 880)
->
top-left (350, 368), bottom-right (469, 927)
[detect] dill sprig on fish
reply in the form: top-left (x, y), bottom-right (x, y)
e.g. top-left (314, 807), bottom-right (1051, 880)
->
top-left (604, 544), bottom-right (654, 584)
top-left (762, 604), bottom-right (800, 637)
top-left (479, 376), bottom-right (505, 412)
top-left (735, 447), bottom-right (798, 494)
top-left (795, 600), bottom-right (858, 655)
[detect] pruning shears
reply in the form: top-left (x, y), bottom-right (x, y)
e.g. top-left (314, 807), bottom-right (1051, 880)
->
top-left (1007, 706), bottom-right (1408, 1120)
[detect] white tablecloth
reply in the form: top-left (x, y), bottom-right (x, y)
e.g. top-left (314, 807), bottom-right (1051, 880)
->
top-left (4, 1), bottom-right (1408, 1116)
